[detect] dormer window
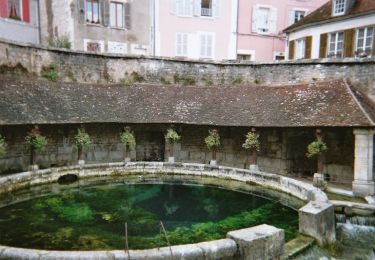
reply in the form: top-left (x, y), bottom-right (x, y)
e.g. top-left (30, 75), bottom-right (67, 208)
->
top-left (333, 0), bottom-right (346, 16)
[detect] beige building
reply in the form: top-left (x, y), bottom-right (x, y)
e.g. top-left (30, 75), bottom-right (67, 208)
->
top-left (39, 0), bottom-right (153, 55)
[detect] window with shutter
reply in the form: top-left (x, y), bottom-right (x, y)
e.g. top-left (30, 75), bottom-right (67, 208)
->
top-left (200, 33), bottom-right (214, 58)
top-left (110, 2), bottom-right (124, 28)
top-left (356, 27), bottom-right (374, 57)
top-left (176, 33), bottom-right (188, 56)
top-left (295, 39), bottom-right (306, 59)
top-left (7, 0), bottom-right (21, 20)
top-left (86, 0), bottom-right (100, 24)
top-left (124, 2), bottom-right (131, 29)
top-left (252, 6), bottom-right (274, 34)
top-left (176, 0), bottom-right (192, 16)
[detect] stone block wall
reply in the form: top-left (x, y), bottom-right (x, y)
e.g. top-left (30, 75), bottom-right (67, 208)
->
top-left (0, 40), bottom-right (375, 101)
top-left (0, 123), bottom-right (354, 184)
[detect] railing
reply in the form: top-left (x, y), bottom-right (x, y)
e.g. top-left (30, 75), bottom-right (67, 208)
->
top-left (201, 8), bottom-right (212, 17)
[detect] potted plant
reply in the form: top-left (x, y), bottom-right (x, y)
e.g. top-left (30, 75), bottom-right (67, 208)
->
top-left (120, 126), bottom-right (136, 163)
top-left (204, 129), bottom-right (220, 166)
top-left (306, 129), bottom-right (328, 189)
top-left (0, 134), bottom-right (7, 157)
top-left (165, 128), bottom-right (181, 163)
top-left (25, 126), bottom-right (48, 171)
top-left (243, 128), bottom-right (260, 171)
top-left (73, 128), bottom-right (91, 166)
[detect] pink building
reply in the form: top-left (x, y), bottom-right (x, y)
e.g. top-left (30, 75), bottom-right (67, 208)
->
top-left (155, 0), bottom-right (238, 60)
top-left (237, 0), bottom-right (328, 61)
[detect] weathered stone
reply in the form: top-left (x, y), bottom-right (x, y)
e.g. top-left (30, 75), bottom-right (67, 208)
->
top-left (227, 224), bottom-right (284, 260)
top-left (299, 201), bottom-right (336, 246)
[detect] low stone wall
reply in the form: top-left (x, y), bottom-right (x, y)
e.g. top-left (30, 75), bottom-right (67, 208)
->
top-left (0, 39), bottom-right (375, 101)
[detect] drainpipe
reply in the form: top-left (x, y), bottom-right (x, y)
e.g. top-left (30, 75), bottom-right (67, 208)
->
top-left (152, 0), bottom-right (155, 56)
top-left (235, 0), bottom-right (239, 61)
top-left (37, 0), bottom-right (41, 45)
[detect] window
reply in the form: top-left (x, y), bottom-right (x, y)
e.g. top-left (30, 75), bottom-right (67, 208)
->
top-left (333, 0), bottom-right (345, 16)
top-left (200, 33), bottom-right (214, 58)
top-left (108, 41), bottom-right (127, 54)
top-left (328, 32), bottom-right (344, 58)
top-left (237, 54), bottom-right (251, 61)
top-left (86, 0), bottom-right (100, 24)
top-left (8, 0), bottom-right (21, 20)
top-left (176, 0), bottom-right (192, 16)
top-left (257, 7), bottom-right (270, 33)
top-left (356, 27), bottom-right (374, 57)
top-left (176, 33), bottom-right (188, 56)
top-left (110, 2), bottom-right (124, 28)
top-left (201, 0), bottom-right (212, 17)
top-left (295, 39), bottom-right (305, 59)
top-left (294, 10), bottom-right (305, 23)
top-left (252, 5), bottom-right (276, 34)
top-left (87, 42), bottom-right (101, 52)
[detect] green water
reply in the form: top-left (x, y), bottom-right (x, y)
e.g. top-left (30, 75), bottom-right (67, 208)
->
top-left (0, 183), bottom-right (298, 250)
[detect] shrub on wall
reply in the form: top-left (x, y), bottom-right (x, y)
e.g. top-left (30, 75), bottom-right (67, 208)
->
top-left (120, 129), bottom-right (136, 149)
top-left (204, 129), bottom-right (220, 150)
top-left (242, 131), bottom-right (260, 151)
top-left (73, 129), bottom-right (92, 150)
top-left (306, 140), bottom-right (327, 158)
top-left (25, 130), bottom-right (48, 152)
top-left (48, 34), bottom-right (72, 49)
top-left (0, 135), bottom-right (7, 157)
top-left (165, 129), bottom-right (181, 144)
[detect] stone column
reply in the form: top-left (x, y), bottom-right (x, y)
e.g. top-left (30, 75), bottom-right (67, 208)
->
top-left (353, 129), bottom-right (375, 196)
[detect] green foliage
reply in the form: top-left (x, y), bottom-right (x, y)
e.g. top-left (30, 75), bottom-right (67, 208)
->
top-left (231, 77), bottom-right (243, 85)
top-left (25, 133), bottom-right (48, 152)
top-left (165, 128), bottom-right (181, 144)
top-left (0, 135), bottom-right (6, 157)
top-left (242, 131), bottom-right (260, 151)
top-left (306, 140), bottom-right (328, 158)
top-left (120, 130), bottom-right (136, 148)
top-left (160, 77), bottom-right (171, 85)
top-left (73, 129), bottom-right (92, 149)
top-left (41, 64), bottom-right (58, 82)
top-left (204, 130), bottom-right (220, 150)
top-left (173, 73), bottom-right (196, 86)
top-left (48, 34), bottom-right (72, 49)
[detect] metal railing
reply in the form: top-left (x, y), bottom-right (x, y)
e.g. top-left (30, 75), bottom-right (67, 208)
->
top-left (201, 8), bottom-right (212, 17)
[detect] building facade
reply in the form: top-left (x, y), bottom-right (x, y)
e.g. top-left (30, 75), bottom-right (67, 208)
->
top-left (0, 0), bottom-right (40, 44)
top-left (285, 0), bottom-right (375, 60)
top-left (237, 0), bottom-right (327, 61)
top-left (39, 0), bottom-right (153, 55)
top-left (154, 0), bottom-right (238, 60)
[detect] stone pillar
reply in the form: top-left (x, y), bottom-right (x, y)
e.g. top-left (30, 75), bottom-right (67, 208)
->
top-left (353, 129), bottom-right (375, 197)
top-left (299, 201), bottom-right (336, 246)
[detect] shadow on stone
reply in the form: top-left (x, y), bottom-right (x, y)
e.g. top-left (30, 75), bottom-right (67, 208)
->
top-left (57, 174), bottom-right (78, 185)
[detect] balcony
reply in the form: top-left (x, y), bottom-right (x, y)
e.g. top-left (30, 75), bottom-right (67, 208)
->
top-left (201, 8), bottom-right (212, 17)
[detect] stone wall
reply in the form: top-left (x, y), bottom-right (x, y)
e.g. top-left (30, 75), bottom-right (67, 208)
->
top-left (0, 123), bottom-right (354, 184)
top-left (0, 40), bottom-right (375, 101)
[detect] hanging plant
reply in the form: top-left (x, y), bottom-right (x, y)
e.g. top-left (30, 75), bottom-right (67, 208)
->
top-left (120, 129), bottom-right (136, 149)
top-left (0, 135), bottom-right (7, 157)
top-left (204, 129), bottom-right (220, 150)
top-left (73, 129), bottom-right (92, 149)
top-left (306, 140), bottom-right (328, 158)
top-left (25, 130), bottom-right (48, 152)
top-left (242, 131), bottom-right (260, 151)
top-left (165, 128), bottom-right (181, 144)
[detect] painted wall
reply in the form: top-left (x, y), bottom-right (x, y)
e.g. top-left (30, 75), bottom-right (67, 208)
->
top-left (155, 0), bottom-right (237, 60)
top-left (237, 0), bottom-right (328, 61)
top-left (287, 13), bottom-right (375, 59)
top-left (0, 0), bottom-right (39, 44)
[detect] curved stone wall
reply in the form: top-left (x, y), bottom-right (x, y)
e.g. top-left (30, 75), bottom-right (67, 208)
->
top-left (0, 162), bottom-right (329, 259)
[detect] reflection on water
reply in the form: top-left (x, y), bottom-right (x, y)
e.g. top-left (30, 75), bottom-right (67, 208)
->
top-left (0, 182), bottom-right (298, 250)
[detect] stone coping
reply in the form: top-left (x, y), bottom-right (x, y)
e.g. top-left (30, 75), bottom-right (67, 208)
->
top-left (0, 162), bottom-right (328, 259)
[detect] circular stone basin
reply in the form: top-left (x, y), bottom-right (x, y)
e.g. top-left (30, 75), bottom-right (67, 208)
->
top-left (0, 177), bottom-right (299, 251)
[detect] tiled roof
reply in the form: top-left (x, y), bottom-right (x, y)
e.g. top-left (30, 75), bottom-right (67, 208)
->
top-left (0, 75), bottom-right (373, 127)
top-left (284, 0), bottom-right (375, 33)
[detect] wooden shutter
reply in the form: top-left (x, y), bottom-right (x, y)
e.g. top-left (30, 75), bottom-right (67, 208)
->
top-left (78, 0), bottom-right (85, 24)
top-left (252, 6), bottom-right (259, 33)
top-left (269, 7), bottom-right (277, 34)
top-left (22, 0), bottom-right (29, 22)
top-left (193, 0), bottom-right (201, 16)
top-left (125, 2), bottom-right (131, 29)
top-left (305, 36), bottom-right (312, 59)
top-left (212, 0), bottom-right (219, 17)
top-left (102, 0), bottom-right (110, 27)
top-left (319, 33), bottom-right (328, 58)
top-left (0, 0), bottom-right (7, 17)
top-left (343, 28), bottom-right (355, 57)
top-left (288, 40), bottom-right (295, 60)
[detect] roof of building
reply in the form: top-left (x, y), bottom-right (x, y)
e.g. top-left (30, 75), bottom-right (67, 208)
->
top-left (0, 75), bottom-right (373, 127)
top-left (284, 0), bottom-right (375, 33)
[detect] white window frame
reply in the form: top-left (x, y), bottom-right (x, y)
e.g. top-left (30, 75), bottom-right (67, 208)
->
top-left (295, 38), bottom-right (306, 59)
top-left (108, 41), bottom-right (127, 54)
top-left (175, 33), bottom-right (188, 57)
top-left (328, 31), bottom-right (344, 58)
top-left (110, 1), bottom-right (124, 28)
top-left (175, 0), bottom-right (193, 17)
top-left (293, 9), bottom-right (306, 23)
top-left (199, 32), bottom-right (215, 59)
top-left (333, 0), bottom-right (346, 16)
top-left (355, 26), bottom-right (374, 57)
top-left (85, 0), bottom-right (101, 24)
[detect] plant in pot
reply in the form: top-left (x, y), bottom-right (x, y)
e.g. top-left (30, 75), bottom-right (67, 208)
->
top-left (25, 126), bottom-right (48, 171)
top-left (204, 129), bottom-right (220, 166)
top-left (0, 134), bottom-right (7, 157)
top-left (306, 129), bottom-right (328, 189)
top-left (73, 128), bottom-right (91, 166)
top-left (120, 126), bottom-right (136, 163)
top-left (242, 128), bottom-right (260, 171)
top-left (165, 128), bottom-right (181, 163)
